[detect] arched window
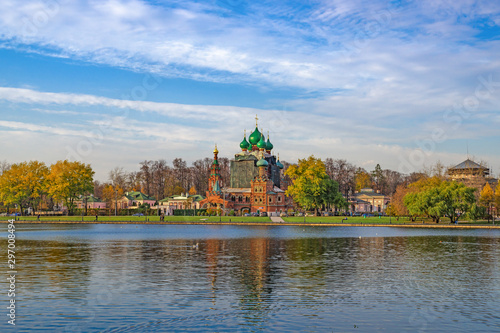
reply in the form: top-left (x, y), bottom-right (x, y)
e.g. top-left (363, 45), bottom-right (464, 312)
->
top-left (269, 197), bottom-right (272, 203)
top-left (278, 196), bottom-right (282, 202)
top-left (238, 196), bottom-right (242, 202)
top-left (231, 196), bottom-right (235, 201)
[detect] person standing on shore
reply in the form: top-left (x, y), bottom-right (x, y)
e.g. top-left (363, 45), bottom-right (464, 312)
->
top-left (95, 214), bottom-right (98, 222)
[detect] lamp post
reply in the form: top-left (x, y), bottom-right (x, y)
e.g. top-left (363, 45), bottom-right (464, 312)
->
top-left (114, 188), bottom-right (118, 216)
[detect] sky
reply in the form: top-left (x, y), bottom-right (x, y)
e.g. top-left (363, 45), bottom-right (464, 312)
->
top-left (0, 0), bottom-right (499, 181)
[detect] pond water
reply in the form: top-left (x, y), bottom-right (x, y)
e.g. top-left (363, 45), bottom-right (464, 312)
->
top-left (1, 224), bottom-right (500, 332)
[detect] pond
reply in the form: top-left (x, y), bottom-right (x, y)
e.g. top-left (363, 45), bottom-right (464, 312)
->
top-left (1, 223), bottom-right (500, 332)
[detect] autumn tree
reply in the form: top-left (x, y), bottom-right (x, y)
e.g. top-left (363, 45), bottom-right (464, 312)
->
top-left (355, 169), bottom-right (372, 191)
top-left (0, 161), bottom-right (49, 215)
top-left (102, 183), bottom-right (124, 215)
top-left (495, 182), bottom-right (500, 216)
top-left (188, 186), bottom-right (197, 196)
top-left (47, 160), bottom-right (94, 215)
top-left (389, 184), bottom-right (410, 220)
top-left (479, 183), bottom-right (495, 220)
top-left (285, 156), bottom-right (346, 215)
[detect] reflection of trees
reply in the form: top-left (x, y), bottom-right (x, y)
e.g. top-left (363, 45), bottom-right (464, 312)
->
top-left (15, 239), bottom-right (92, 300)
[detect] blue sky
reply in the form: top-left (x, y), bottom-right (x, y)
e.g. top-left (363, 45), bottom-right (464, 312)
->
top-left (0, 0), bottom-right (499, 181)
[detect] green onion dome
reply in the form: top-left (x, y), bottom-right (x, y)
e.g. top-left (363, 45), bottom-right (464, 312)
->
top-left (240, 132), bottom-right (250, 150)
top-left (257, 133), bottom-right (267, 150)
top-left (248, 127), bottom-right (261, 146)
top-left (266, 134), bottom-right (273, 151)
top-left (276, 153), bottom-right (284, 169)
top-left (257, 157), bottom-right (268, 167)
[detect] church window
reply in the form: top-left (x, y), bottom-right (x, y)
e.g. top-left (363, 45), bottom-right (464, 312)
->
top-left (278, 196), bottom-right (282, 202)
top-left (269, 197), bottom-right (272, 203)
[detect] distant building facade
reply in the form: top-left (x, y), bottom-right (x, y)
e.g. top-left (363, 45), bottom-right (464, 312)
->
top-left (158, 194), bottom-right (205, 215)
top-left (447, 158), bottom-right (498, 197)
top-left (115, 191), bottom-right (156, 210)
top-left (75, 195), bottom-right (106, 209)
top-left (350, 188), bottom-right (390, 213)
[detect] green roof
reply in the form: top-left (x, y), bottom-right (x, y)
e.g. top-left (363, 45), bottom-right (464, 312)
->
top-left (266, 135), bottom-right (273, 151)
top-left (80, 195), bottom-right (102, 202)
top-left (249, 127), bottom-right (261, 146)
top-left (126, 191), bottom-right (155, 201)
top-left (257, 157), bottom-right (268, 167)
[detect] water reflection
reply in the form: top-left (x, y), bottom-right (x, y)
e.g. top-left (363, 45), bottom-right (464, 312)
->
top-left (0, 224), bottom-right (499, 332)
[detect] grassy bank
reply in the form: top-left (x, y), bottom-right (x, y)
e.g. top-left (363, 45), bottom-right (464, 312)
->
top-left (283, 216), bottom-right (408, 224)
top-left (0, 215), bottom-right (271, 223)
top-left (282, 216), bottom-right (498, 225)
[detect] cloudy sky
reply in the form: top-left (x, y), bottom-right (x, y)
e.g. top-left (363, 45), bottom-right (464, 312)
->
top-left (0, 0), bottom-right (499, 181)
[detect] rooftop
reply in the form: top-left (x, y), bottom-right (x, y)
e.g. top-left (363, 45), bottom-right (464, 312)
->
top-left (449, 159), bottom-right (488, 170)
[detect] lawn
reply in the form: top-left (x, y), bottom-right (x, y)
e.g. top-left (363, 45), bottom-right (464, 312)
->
top-left (0, 215), bottom-right (272, 223)
top-left (282, 216), bottom-right (412, 224)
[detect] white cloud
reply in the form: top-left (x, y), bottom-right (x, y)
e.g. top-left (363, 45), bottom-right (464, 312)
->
top-left (0, 0), bottom-right (499, 179)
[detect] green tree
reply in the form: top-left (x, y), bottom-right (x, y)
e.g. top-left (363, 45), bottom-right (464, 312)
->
top-left (0, 161), bottom-right (49, 215)
top-left (404, 178), bottom-right (476, 223)
top-left (371, 164), bottom-right (386, 192)
top-left (285, 156), bottom-right (346, 215)
top-left (47, 160), bottom-right (94, 215)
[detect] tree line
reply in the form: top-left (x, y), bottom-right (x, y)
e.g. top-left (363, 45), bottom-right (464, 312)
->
top-left (0, 160), bottom-right (93, 215)
top-left (387, 175), bottom-right (500, 223)
top-left (1, 156), bottom-right (497, 220)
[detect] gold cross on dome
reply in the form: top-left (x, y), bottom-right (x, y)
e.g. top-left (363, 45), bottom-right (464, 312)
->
top-left (255, 114), bottom-right (259, 127)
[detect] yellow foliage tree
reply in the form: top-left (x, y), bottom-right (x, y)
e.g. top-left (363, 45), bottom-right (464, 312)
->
top-left (188, 186), bottom-right (197, 196)
top-left (479, 183), bottom-right (494, 207)
top-left (479, 183), bottom-right (495, 218)
top-left (173, 186), bottom-right (185, 195)
top-left (102, 184), bottom-right (124, 214)
top-left (285, 155), bottom-right (345, 215)
top-left (355, 170), bottom-right (372, 191)
top-left (0, 161), bottom-right (49, 215)
top-left (495, 182), bottom-right (500, 216)
top-left (46, 160), bottom-right (94, 215)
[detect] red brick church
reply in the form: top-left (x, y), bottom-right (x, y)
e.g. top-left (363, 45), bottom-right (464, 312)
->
top-left (200, 116), bottom-right (292, 216)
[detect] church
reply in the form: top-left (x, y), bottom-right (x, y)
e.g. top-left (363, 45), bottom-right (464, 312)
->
top-left (200, 116), bottom-right (292, 216)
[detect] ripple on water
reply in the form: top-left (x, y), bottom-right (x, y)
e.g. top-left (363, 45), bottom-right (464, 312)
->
top-left (2, 224), bottom-right (500, 332)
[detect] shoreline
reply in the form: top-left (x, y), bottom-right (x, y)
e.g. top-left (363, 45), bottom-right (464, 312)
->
top-left (2, 220), bottom-right (500, 229)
